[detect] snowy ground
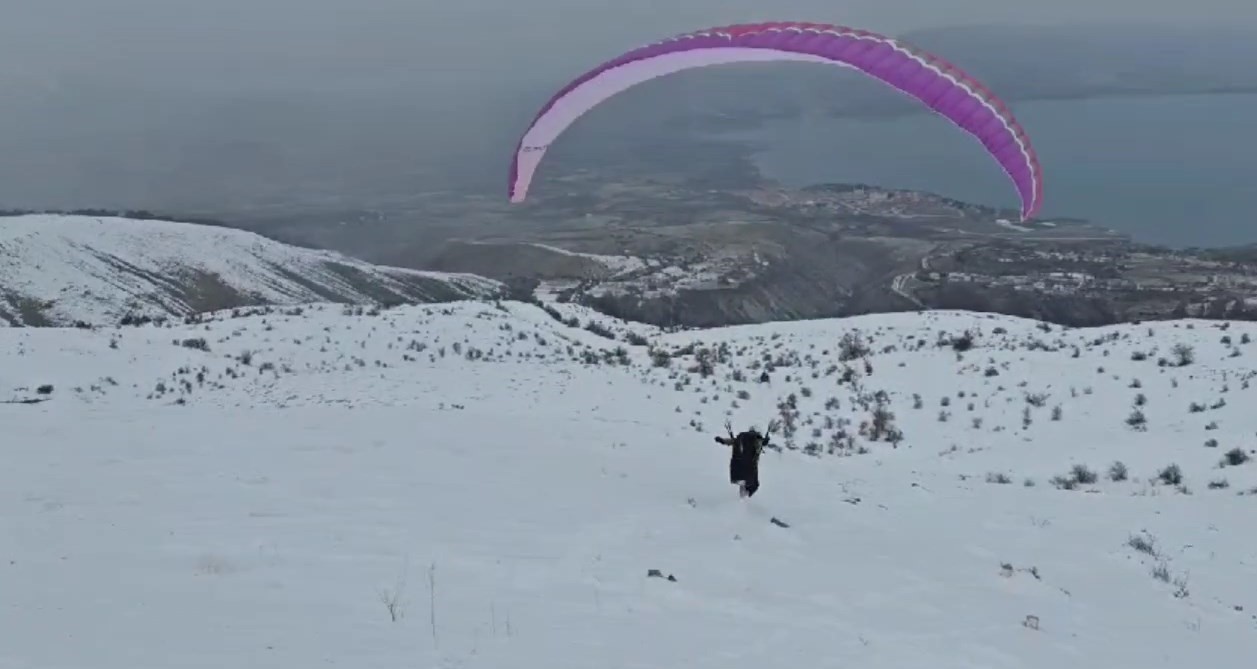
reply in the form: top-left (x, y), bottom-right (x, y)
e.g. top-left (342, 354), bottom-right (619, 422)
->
top-left (522, 242), bottom-right (647, 277)
top-left (4, 301), bottom-right (1256, 668)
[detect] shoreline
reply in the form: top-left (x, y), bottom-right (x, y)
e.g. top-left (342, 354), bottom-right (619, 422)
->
top-left (690, 90), bottom-right (1257, 251)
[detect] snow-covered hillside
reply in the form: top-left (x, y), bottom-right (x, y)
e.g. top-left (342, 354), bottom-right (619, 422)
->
top-left (3, 302), bottom-right (1256, 668)
top-left (0, 214), bottom-right (503, 327)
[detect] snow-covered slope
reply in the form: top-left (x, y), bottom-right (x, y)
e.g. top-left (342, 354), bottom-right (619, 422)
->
top-left (3, 302), bottom-right (1256, 668)
top-left (0, 214), bottom-right (503, 327)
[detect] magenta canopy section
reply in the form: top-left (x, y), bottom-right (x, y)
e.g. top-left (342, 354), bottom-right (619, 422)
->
top-left (509, 21), bottom-right (1043, 221)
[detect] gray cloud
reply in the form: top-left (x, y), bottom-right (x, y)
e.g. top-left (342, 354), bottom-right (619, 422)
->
top-left (2, 0), bottom-right (1253, 90)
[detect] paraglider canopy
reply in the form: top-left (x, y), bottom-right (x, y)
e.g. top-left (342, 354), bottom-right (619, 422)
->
top-left (509, 21), bottom-right (1043, 221)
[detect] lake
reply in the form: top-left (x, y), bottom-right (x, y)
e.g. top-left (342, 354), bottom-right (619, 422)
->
top-left (717, 93), bottom-right (1257, 249)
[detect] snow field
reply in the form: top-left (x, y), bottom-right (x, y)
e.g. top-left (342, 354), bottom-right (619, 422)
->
top-left (3, 301), bottom-right (1256, 668)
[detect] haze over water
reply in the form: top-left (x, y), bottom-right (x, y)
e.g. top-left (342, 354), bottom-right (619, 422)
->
top-left (727, 93), bottom-right (1257, 249)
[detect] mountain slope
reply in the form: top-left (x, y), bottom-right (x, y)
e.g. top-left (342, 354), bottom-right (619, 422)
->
top-left (3, 302), bottom-right (1255, 667)
top-left (403, 181), bottom-right (1257, 329)
top-left (0, 214), bottom-right (503, 327)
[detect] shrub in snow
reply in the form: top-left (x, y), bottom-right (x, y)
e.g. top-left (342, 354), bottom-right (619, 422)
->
top-left (1071, 464), bottom-right (1098, 485)
top-left (950, 330), bottom-right (975, 352)
top-left (1151, 562), bottom-right (1171, 583)
top-left (1222, 448), bottom-right (1250, 467)
top-left (838, 331), bottom-right (869, 361)
top-left (1127, 533), bottom-right (1157, 556)
top-left (179, 337), bottom-right (210, 351)
top-left (1170, 343), bottom-right (1195, 366)
top-left (1050, 474), bottom-right (1078, 491)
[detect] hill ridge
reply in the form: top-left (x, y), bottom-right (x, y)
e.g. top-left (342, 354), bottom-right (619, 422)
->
top-left (0, 213), bottom-right (503, 327)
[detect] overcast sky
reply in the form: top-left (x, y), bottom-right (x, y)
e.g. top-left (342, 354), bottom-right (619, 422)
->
top-left (1, 0), bottom-right (1254, 212)
top-left (2, 0), bottom-right (1254, 91)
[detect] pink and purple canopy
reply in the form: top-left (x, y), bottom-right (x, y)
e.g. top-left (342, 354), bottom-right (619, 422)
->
top-left (509, 21), bottom-right (1044, 220)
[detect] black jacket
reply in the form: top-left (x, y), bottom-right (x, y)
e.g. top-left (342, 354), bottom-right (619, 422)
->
top-left (715, 430), bottom-right (767, 462)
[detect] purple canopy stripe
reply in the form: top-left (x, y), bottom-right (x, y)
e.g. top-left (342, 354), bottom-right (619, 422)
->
top-left (509, 21), bottom-right (1044, 220)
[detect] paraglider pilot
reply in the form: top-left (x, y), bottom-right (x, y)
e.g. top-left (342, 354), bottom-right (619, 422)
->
top-left (714, 420), bottom-right (778, 498)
